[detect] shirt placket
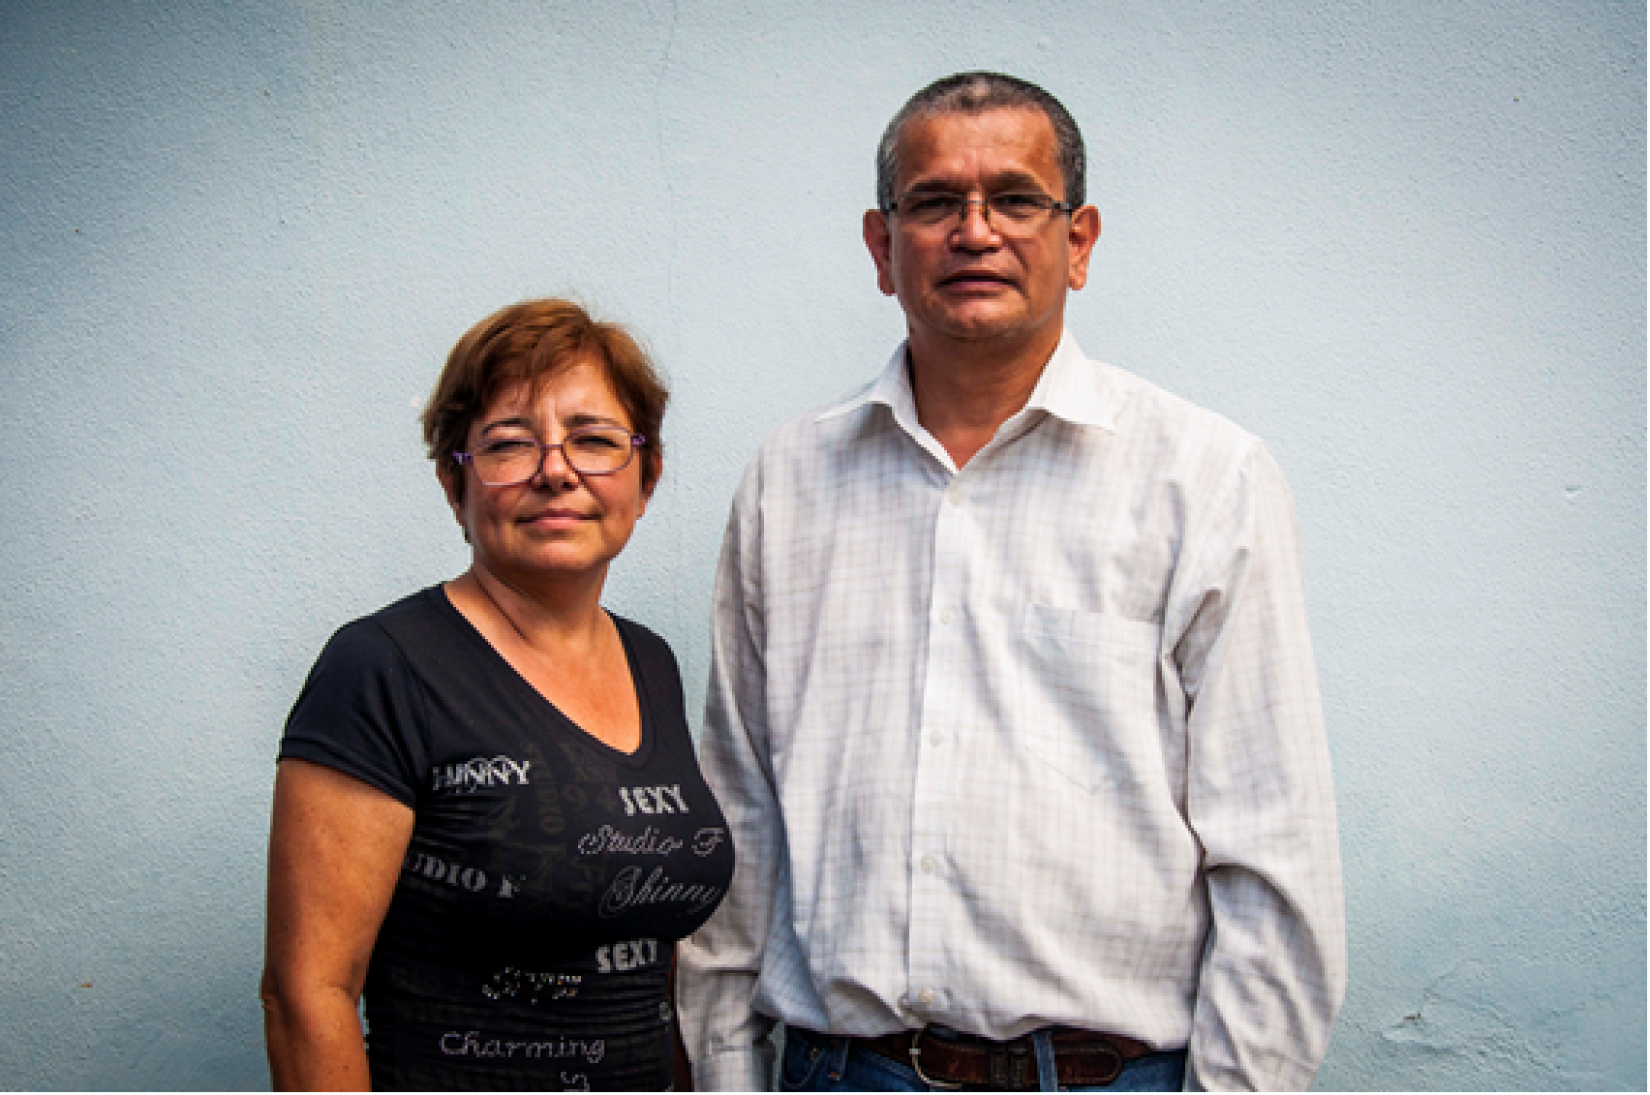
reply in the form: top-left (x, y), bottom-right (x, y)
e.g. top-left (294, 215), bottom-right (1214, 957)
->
top-left (904, 469), bottom-right (973, 1022)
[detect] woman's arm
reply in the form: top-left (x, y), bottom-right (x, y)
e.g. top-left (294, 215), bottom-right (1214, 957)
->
top-left (261, 758), bottom-right (415, 1091)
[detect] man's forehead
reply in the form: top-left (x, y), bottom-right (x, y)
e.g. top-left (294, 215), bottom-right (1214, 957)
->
top-left (894, 107), bottom-right (1061, 190)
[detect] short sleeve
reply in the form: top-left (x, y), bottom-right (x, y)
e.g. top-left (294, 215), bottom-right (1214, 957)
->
top-left (279, 618), bottom-right (429, 807)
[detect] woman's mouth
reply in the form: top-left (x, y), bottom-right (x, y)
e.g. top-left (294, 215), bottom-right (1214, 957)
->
top-left (520, 508), bottom-right (593, 524)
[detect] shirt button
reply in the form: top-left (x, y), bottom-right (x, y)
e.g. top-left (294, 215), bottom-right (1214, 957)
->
top-left (947, 488), bottom-right (965, 507)
top-left (938, 608), bottom-right (957, 625)
top-left (920, 855), bottom-right (938, 875)
top-left (927, 731), bottom-right (944, 748)
top-left (918, 988), bottom-right (937, 1006)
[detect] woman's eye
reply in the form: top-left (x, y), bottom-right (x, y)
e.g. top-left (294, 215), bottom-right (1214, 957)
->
top-left (571, 433), bottom-right (623, 452)
top-left (482, 439), bottom-right (536, 456)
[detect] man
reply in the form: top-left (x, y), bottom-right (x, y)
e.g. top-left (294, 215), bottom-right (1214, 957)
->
top-left (679, 72), bottom-right (1346, 1092)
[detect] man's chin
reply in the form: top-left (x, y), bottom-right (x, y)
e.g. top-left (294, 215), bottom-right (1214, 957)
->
top-left (929, 310), bottom-right (1034, 344)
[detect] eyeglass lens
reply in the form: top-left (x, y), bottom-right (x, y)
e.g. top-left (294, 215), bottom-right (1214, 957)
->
top-left (469, 427), bottom-right (636, 485)
top-left (896, 192), bottom-right (1063, 231)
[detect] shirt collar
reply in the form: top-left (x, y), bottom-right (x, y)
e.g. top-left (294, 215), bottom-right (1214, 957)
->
top-left (815, 329), bottom-right (1121, 435)
top-left (1022, 330), bottom-right (1119, 432)
top-left (815, 343), bottom-right (919, 429)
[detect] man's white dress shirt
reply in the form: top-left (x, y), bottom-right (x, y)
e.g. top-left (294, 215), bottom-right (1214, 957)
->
top-left (678, 334), bottom-right (1346, 1091)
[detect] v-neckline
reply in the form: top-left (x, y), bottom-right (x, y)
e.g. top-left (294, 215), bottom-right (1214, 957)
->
top-left (431, 585), bottom-right (655, 767)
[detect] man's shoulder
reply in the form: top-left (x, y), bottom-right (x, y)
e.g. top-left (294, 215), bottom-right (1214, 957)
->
top-left (1100, 359), bottom-right (1264, 466)
top-left (747, 377), bottom-right (885, 465)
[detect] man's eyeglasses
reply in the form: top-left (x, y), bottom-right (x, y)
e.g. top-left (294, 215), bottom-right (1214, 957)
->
top-left (454, 426), bottom-right (645, 486)
top-left (887, 191), bottom-right (1075, 233)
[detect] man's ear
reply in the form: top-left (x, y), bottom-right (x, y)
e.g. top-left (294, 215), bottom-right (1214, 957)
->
top-left (863, 209), bottom-right (897, 297)
top-left (1066, 205), bottom-right (1101, 291)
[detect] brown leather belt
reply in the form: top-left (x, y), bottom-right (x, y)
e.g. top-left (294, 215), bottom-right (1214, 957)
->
top-left (854, 1025), bottom-right (1155, 1090)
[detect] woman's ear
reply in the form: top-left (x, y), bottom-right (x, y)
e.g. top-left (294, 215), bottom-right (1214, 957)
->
top-left (640, 450), bottom-right (663, 510)
top-left (437, 463), bottom-right (470, 542)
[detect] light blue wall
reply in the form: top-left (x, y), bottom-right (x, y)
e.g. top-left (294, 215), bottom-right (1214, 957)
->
top-left (1, 1), bottom-right (1642, 1089)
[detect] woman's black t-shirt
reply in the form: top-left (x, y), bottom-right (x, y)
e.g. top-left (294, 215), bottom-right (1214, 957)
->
top-left (280, 587), bottom-right (735, 1091)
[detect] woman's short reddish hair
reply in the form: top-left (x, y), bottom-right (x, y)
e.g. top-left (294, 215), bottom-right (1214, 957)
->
top-left (422, 298), bottom-right (668, 501)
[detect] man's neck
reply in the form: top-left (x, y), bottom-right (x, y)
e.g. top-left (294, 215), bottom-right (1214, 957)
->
top-left (907, 326), bottom-right (1062, 469)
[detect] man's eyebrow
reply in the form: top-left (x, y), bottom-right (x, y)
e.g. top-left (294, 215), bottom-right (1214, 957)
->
top-left (985, 170), bottom-right (1048, 191)
top-left (903, 169), bottom-right (1051, 194)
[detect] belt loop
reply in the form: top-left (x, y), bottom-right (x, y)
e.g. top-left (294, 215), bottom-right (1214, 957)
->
top-left (827, 1034), bottom-right (851, 1083)
top-left (1031, 1029), bottom-right (1059, 1092)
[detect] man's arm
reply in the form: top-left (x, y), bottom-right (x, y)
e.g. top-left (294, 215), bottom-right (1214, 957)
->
top-left (678, 464), bottom-right (783, 1091)
top-left (1171, 444), bottom-right (1347, 1091)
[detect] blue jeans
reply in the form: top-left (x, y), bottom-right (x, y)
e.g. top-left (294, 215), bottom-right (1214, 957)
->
top-left (779, 1025), bottom-right (1187, 1092)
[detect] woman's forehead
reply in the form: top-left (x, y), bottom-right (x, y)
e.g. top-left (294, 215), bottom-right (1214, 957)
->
top-left (479, 361), bottom-right (628, 424)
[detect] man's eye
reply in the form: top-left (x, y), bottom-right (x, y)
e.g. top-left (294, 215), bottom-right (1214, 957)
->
top-left (905, 194), bottom-right (961, 218)
top-left (992, 193), bottom-right (1049, 216)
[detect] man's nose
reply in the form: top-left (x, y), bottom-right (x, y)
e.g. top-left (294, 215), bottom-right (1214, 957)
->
top-left (953, 198), bottom-right (1000, 246)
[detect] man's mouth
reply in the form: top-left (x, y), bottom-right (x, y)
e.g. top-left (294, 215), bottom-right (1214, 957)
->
top-left (940, 270), bottom-right (1014, 289)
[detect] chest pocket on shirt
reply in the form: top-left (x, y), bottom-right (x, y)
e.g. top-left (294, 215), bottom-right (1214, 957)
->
top-left (1015, 604), bottom-right (1163, 796)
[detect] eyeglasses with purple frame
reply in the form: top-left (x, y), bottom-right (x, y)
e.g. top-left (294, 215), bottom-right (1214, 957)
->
top-left (453, 427), bottom-right (646, 486)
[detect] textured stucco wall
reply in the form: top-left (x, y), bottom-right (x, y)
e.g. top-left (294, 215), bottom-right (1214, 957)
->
top-left (1, 1), bottom-right (1642, 1089)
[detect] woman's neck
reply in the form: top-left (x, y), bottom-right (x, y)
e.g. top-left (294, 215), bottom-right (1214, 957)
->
top-left (449, 563), bottom-right (610, 655)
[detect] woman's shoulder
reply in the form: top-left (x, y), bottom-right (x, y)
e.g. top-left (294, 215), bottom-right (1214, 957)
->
top-left (610, 610), bottom-right (673, 653)
top-left (609, 612), bottom-right (680, 676)
top-left (297, 588), bottom-right (464, 701)
top-left (365, 584), bottom-right (452, 632)
top-left (327, 586), bottom-right (456, 656)
top-left (284, 590), bottom-right (450, 806)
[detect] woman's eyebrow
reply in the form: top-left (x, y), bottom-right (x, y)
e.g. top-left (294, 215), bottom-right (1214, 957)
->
top-left (478, 416), bottom-right (534, 436)
top-left (566, 412), bottom-right (626, 428)
top-left (480, 412), bottom-right (627, 435)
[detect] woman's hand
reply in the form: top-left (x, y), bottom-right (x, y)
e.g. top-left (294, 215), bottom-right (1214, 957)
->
top-left (670, 952), bottom-right (694, 1091)
top-left (261, 759), bottom-right (415, 1091)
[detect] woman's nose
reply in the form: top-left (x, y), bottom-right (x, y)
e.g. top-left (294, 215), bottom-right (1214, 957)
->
top-left (531, 441), bottom-right (578, 485)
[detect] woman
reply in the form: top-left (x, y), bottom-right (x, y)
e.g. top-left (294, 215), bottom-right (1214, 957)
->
top-left (261, 299), bottom-right (733, 1091)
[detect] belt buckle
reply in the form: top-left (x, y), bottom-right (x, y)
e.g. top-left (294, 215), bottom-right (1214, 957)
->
top-left (1087, 1039), bottom-right (1125, 1086)
top-left (987, 1042), bottom-right (1032, 1089)
top-left (1055, 1032), bottom-right (1125, 1087)
top-left (908, 1028), bottom-right (963, 1090)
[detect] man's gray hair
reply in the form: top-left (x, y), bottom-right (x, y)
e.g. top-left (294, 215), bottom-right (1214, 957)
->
top-left (875, 71), bottom-right (1086, 213)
